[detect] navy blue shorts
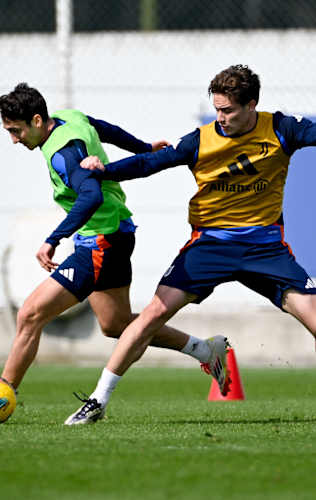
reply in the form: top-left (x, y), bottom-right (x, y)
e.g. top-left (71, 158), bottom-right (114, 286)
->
top-left (159, 230), bottom-right (316, 309)
top-left (51, 231), bottom-right (135, 302)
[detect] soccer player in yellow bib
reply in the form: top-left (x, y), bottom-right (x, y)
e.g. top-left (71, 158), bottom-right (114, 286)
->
top-left (66, 64), bottom-right (316, 424)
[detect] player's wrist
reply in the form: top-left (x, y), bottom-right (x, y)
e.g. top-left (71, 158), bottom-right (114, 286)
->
top-left (45, 237), bottom-right (59, 248)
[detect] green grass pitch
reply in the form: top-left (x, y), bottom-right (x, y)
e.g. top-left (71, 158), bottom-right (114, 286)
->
top-left (1, 364), bottom-right (316, 500)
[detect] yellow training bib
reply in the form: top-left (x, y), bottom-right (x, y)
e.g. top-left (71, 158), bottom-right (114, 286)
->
top-left (189, 112), bottom-right (290, 227)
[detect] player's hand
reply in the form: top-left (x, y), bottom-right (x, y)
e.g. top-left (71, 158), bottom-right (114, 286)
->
top-left (80, 156), bottom-right (105, 172)
top-left (36, 243), bottom-right (59, 272)
top-left (151, 140), bottom-right (171, 152)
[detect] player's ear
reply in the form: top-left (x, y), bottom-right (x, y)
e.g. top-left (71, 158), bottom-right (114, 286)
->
top-left (248, 99), bottom-right (257, 112)
top-left (31, 114), bottom-right (43, 128)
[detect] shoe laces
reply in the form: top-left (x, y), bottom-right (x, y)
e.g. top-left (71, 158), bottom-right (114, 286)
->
top-left (224, 337), bottom-right (231, 349)
top-left (73, 391), bottom-right (100, 416)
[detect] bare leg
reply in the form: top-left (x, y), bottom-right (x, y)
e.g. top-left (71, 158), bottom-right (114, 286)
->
top-left (2, 277), bottom-right (78, 388)
top-left (282, 289), bottom-right (316, 350)
top-left (89, 285), bottom-right (193, 351)
top-left (65, 285), bottom-right (230, 424)
top-left (282, 289), bottom-right (316, 337)
top-left (106, 285), bottom-right (195, 375)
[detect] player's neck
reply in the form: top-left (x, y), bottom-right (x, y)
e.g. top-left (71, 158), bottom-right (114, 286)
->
top-left (39, 118), bottom-right (56, 146)
top-left (243, 111), bottom-right (257, 134)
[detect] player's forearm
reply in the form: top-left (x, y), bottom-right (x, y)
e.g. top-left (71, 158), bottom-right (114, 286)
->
top-left (100, 146), bottom-right (184, 181)
top-left (87, 116), bottom-right (152, 154)
top-left (46, 191), bottom-right (103, 247)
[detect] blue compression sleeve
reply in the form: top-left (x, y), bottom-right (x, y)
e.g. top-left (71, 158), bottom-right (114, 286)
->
top-left (87, 116), bottom-right (152, 153)
top-left (45, 140), bottom-right (103, 247)
top-left (273, 112), bottom-right (316, 155)
top-left (95, 129), bottom-right (200, 182)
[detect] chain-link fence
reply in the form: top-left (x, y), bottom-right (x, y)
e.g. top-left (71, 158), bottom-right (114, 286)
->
top-left (2, 1), bottom-right (316, 112)
top-left (1, 1), bottom-right (316, 113)
top-left (2, 0), bottom-right (316, 32)
top-left (74, 0), bottom-right (316, 31)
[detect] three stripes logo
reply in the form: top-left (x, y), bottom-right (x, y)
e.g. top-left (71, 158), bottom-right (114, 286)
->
top-left (58, 268), bottom-right (75, 282)
top-left (163, 265), bottom-right (174, 278)
top-left (305, 278), bottom-right (316, 289)
top-left (260, 142), bottom-right (269, 157)
top-left (219, 154), bottom-right (259, 179)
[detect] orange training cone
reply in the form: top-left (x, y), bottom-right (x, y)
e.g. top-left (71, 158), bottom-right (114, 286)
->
top-left (208, 348), bottom-right (246, 401)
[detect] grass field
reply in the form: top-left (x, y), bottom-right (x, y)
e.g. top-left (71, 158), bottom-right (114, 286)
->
top-left (1, 364), bottom-right (316, 500)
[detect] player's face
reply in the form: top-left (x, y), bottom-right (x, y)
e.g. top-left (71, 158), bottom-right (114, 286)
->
top-left (213, 93), bottom-right (256, 136)
top-left (1, 115), bottom-right (45, 150)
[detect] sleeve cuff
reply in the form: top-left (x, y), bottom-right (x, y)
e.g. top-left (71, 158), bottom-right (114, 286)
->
top-left (45, 237), bottom-right (60, 248)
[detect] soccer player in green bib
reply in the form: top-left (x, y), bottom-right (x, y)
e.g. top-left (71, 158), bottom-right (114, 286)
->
top-left (0, 84), bottom-right (230, 423)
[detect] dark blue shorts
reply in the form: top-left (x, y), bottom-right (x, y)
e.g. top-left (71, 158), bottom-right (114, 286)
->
top-left (159, 231), bottom-right (316, 309)
top-left (51, 231), bottom-right (135, 301)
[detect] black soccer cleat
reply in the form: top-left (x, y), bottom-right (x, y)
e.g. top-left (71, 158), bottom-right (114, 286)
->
top-left (64, 392), bottom-right (105, 425)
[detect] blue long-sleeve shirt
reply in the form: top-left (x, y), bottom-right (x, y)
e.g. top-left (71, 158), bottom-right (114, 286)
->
top-left (92, 112), bottom-right (316, 243)
top-left (45, 116), bottom-right (152, 247)
top-left (97, 113), bottom-right (316, 182)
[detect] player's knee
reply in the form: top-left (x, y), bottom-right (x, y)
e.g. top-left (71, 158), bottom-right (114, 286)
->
top-left (17, 301), bottom-right (45, 331)
top-left (17, 304), bottom-right (36, 329)
top-left (100, 314), bottom-right (133, 338)
top-left (144, 299), bottom-right (170, 324)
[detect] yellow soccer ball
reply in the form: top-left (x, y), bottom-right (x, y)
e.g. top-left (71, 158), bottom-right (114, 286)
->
top-left (0, 379), bottom-right (17, 423)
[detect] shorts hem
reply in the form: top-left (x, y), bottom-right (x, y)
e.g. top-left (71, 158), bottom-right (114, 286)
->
top-left (51, 273), bottom-right (87, 302)
top-left (278, 285), bottom-right (316, 311)
top-left (158, 279), bottom-right (210, 304)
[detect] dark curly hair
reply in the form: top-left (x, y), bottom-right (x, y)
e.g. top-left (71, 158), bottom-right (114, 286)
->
top-left (208, 65), bottom-right (260, 105)
top-left (0, 83), bottom-right (49, 124)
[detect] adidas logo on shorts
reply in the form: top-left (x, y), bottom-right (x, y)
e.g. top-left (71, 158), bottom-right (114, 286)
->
top-left (305, 277), bottom-right (316, 289)
top-left (163, 265), bottom-right (174, 278)
top-left (58, 268), bottom-right (74, 282)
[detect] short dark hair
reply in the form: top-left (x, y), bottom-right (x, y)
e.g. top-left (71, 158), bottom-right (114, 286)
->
top-left (0, 83), bottom-right (49, 124)
top-left (208, 65), bottom-right (260, 105)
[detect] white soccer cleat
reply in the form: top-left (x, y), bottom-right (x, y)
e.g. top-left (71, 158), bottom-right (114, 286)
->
top-left (64, 392), bottom-right (105, 425)
top-left (200, 335), bottom-right (232, 396)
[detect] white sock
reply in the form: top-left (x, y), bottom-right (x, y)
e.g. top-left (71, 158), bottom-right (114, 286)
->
top-left (90, 368), bottom-right (121, 407)
top-left (181, 335), bottom-right (211, 363)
